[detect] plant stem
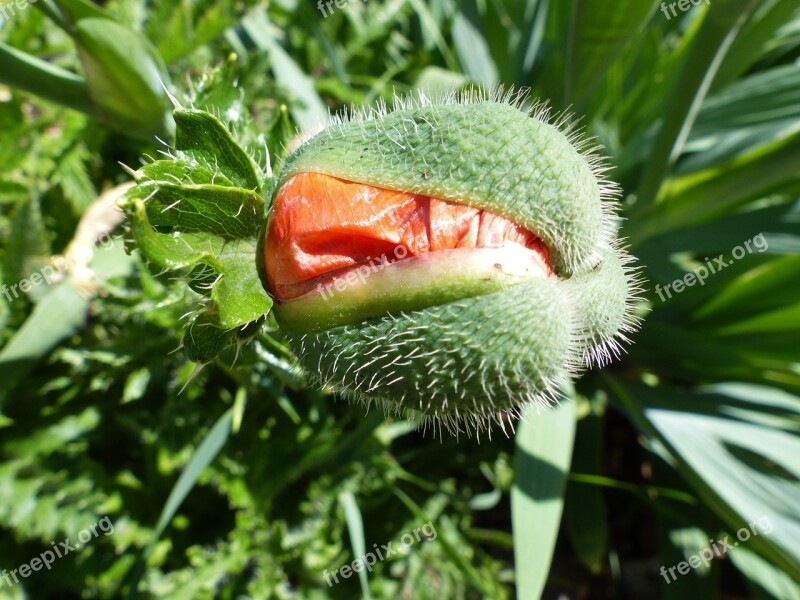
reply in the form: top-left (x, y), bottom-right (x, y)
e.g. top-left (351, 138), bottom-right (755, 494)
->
top-left (0, 42), bottom-right (97, 118)
top-left (34, 0), bottom-right (69, 31)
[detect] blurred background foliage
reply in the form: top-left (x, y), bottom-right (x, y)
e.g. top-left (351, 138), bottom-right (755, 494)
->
top-left (0, 0), bottom-right (799, 598)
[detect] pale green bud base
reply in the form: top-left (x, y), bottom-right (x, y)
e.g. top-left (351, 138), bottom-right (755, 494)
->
top-left (273, 245), bottom-right (551, 332)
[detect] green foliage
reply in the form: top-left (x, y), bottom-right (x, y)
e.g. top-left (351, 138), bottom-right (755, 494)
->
top-left (0, 0), bottom-right (799, 598)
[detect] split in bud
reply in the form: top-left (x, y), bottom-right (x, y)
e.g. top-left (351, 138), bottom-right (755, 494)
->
top-left (265, 172), bottom-right (553, 331)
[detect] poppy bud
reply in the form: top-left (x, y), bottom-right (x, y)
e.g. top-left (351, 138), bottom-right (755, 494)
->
top-left (262, 92), bottom-right (641, 434)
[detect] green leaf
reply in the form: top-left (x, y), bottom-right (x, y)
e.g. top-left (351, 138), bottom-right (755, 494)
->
top-left (147, 0), bottom-right (239, 63)
top-left (659, 525), bottom-right (715, 599)
top-left (566, 0), bottom-right (659, 105)
top-left (134, 182), bottom-right (263, 239)
top-left (128, 200), bottom-right (271, 329)
top-left (693, 256), bottom-right (800, 323)
top-left (451, 0), bottom-right (548, 87)
top-left (53, 143), bottom-right (97, 215)
top-left (183, 313), bottom-right (237, 363)
top-left (121, 107), bottom-right (273, 339)
top-left (0, 269), bottom-right (8, 338)
top-left (564, 411), bottom-right (608, 574)
top-left (0, 282), bottom-right (89, 403)
top-left (138, 159), bottom-right (234, 188)
top-left (414, 66), bottom-right (470, 97)
top-left (630, 321), bottom-right (782, 385)
top-left (634, 128), bottom-right (800, 241)
top-left (683, 64), bottom-right (800, 170)
top-left (512, 396), bottom-right (576, 600)
top-left (634, 201), bottom-right (799, 263)
top-left (608, 380), bottom-right (800, 581)
top-left (405, 0), bottom-right (452, 62)
top-left (174, 109), bottom-right (262, 191)
top-left (239, 8), bottom-right (328, 131)
top-left (451, 7), bottom-right (499, 88)
top-left (634, 0), bottom-right (760, 218)
top-left (713, 0), bottom-right (800, 90)
top-left (1, 195), bottom-right (50, 288)
top-left (715, 303), bottom-right (800, 335)
top-left (729, 546), bottom-right (800, 600)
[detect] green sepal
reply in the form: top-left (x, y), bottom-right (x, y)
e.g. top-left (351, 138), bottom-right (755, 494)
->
top-left (281, 101), bottom-right (607, 275)
top-left (290, 278), bottom-right (574, 420)
top-left (274, 247), bottom-right (550, 333)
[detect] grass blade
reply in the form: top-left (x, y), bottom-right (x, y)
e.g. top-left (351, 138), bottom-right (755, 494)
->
top-left (451, 5), bottom-right (499, 88)
top-left (564, 411), bottom-right (608, 574)
top-left (0, 282), bottom-right (89, 403)
top-left (606, 378), bottom-right (800, 581)
top-left (512, 396), bottom-right (577, 599)
top-left (633, 0), bottom-right (760, 219)
top-left (240, 8), bottom-right (328, 131)
top-left (713, 0), bottom-right (800, 90)
top-left (638, 128), bottom-right (800, 239)
top-left (340, 490), bottom-right (372, 600)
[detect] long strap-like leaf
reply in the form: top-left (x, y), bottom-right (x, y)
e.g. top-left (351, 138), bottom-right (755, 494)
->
top-left (512, 397), bottom-right (577, 599)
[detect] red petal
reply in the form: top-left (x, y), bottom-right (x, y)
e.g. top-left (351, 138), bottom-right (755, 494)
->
top-left (264, 172), bottom-right (552, 300)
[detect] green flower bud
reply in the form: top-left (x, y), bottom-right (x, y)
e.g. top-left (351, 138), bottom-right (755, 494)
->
top-left (74, 19), bottom-right (175, 140)
top-left (263, 91), bottom-right (642, 434)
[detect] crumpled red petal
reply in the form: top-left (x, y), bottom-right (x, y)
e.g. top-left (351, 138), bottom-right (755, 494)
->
top-left (265, 172), bottom-right (553, 300)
